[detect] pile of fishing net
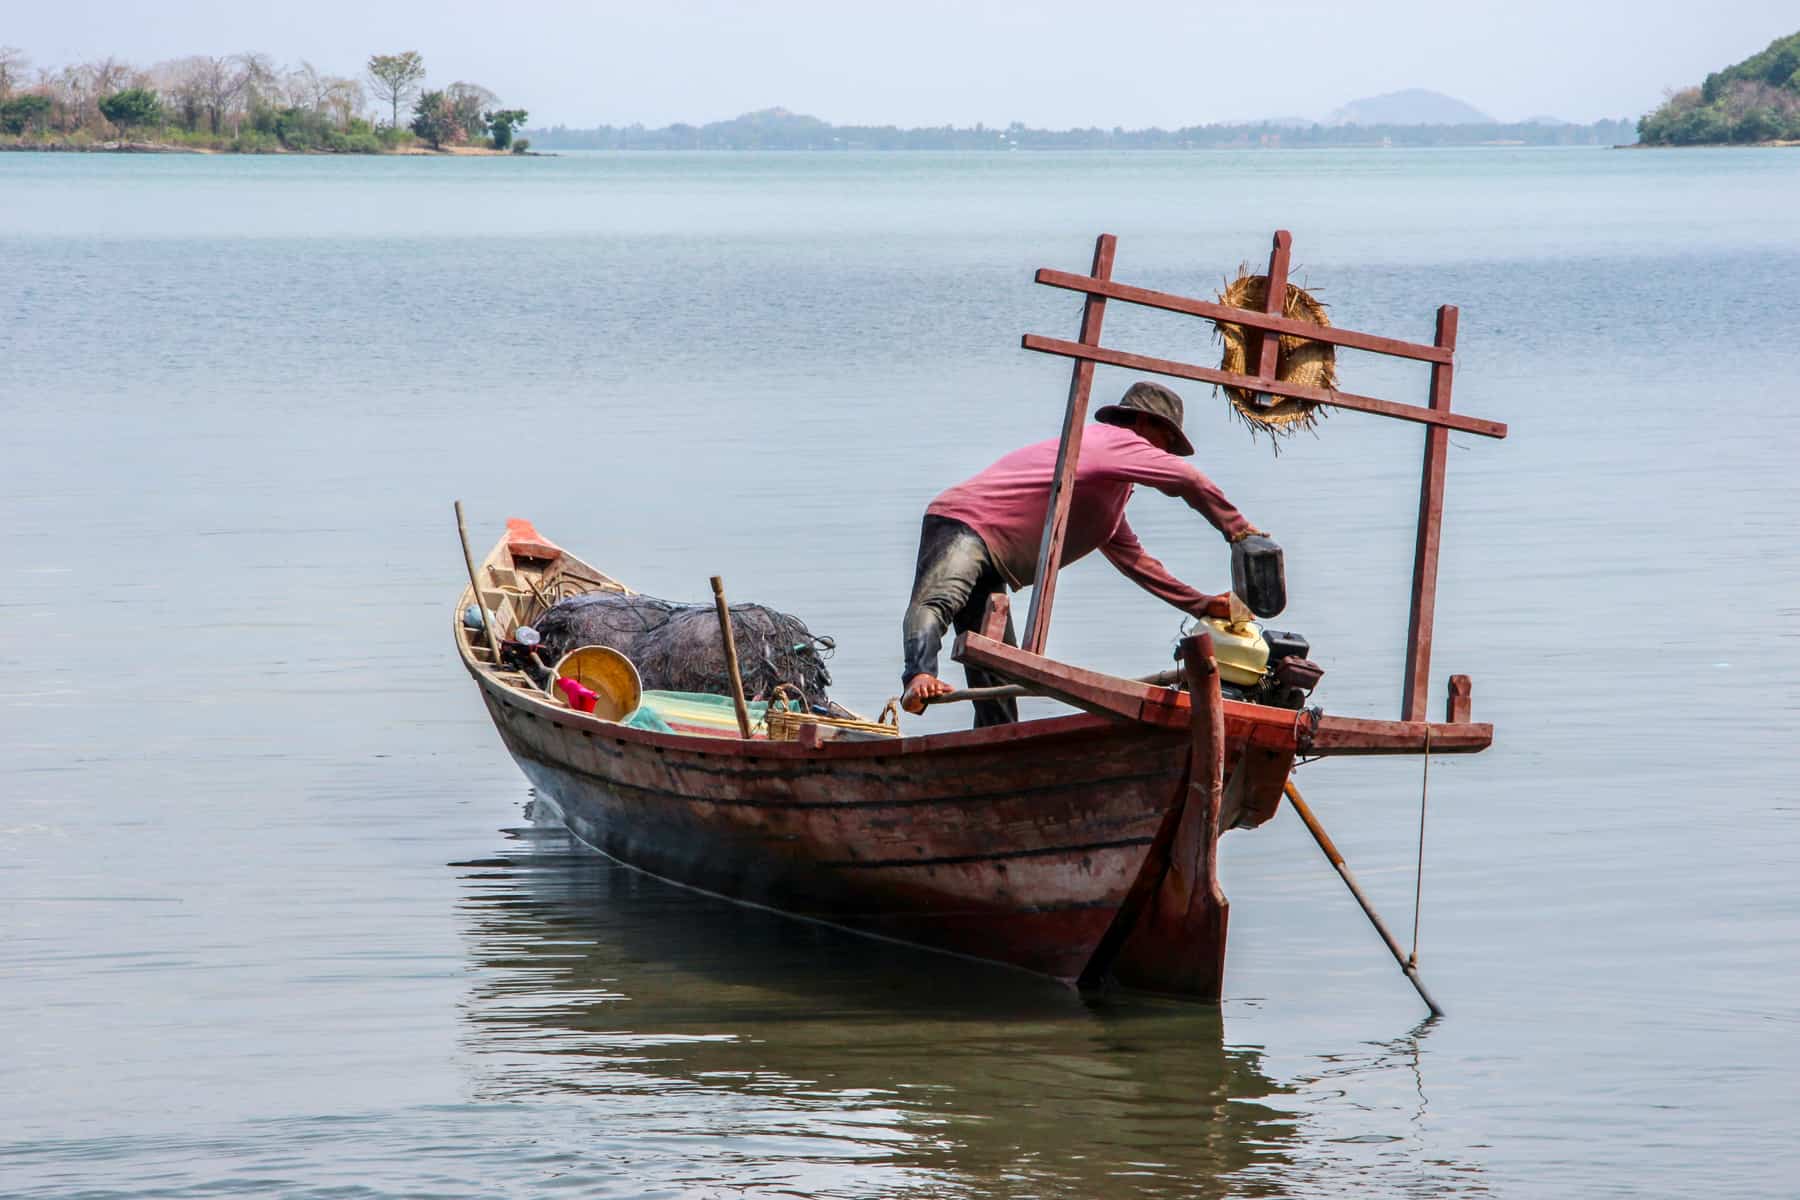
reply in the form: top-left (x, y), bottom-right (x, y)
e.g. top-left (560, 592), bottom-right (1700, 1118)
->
top-left (531, 591), bottom-right (835, 705)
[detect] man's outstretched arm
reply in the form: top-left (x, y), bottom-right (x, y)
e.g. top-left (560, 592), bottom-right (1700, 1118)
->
top-left (1101, 516), bottom-right (1232, 618)
top-left (1093, 437), bottom-right (1254, 541)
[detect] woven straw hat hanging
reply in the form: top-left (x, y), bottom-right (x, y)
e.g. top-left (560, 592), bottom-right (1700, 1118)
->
top-left (1214, 268), bottom-right (1338, 439)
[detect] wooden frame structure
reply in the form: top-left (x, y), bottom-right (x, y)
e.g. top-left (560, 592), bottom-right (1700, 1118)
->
top-left (1018, 231), bottom-right (1507, 721)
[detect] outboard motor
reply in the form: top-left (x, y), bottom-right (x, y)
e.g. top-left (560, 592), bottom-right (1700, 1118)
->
top-left (1199, 616), bottom-right (1325, 710)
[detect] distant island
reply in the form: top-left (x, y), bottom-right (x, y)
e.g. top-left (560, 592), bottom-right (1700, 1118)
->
top-left (1637, 30), bottom-right (1800, 146)
top-left (526, 100), bottom-right (1635, 152)
top-left (0, 48), bottom-right (530, 154)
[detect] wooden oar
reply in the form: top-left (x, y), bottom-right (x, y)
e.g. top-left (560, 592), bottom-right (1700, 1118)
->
top-left (709, 575), bottom-right (754, 739)
top-left (1284, 779), bottom-right (1444, 1018)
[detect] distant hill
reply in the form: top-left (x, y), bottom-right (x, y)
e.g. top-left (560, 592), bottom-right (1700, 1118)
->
top-left (1638, 29), bottom-right (1800, 145)
top-left (1328, 89), bottom-right (1494, 126)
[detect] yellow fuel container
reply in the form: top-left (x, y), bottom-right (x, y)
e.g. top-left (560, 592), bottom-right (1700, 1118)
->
top-left (1199, 617), bottom-right (1270, 686)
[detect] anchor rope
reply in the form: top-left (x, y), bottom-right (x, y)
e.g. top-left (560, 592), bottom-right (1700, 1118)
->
top-left (1410, 725), bottom-right (1431, 967)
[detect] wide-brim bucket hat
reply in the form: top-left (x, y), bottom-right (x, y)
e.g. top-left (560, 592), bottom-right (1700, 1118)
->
top-left (1094, 381), bottom-right (1196, 457)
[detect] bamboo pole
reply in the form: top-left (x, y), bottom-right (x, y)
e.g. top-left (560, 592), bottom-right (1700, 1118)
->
top-left (1284, 779), bottom-right (1444, 1018)
top-left (710, 575), bottom-right (754, 739)
top-left (455, 501), bottom-right (501, 660)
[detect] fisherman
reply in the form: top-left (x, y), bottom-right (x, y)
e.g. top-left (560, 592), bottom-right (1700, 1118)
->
top-left (900, 381), bottom-right (1262, 726)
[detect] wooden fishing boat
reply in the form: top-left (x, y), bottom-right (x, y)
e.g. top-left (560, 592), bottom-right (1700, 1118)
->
top-left (455, 230), bottom-right (1505, 1003)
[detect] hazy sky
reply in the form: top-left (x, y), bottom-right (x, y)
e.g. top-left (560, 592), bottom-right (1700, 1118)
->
top-left (7, 1), bottom-right (1795, 127)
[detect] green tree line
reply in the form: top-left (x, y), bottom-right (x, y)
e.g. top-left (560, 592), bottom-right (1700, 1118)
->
top-left (1638, 30), bottom-right (1800, 145)
top-left (0, 47), bottom-right (527, 153)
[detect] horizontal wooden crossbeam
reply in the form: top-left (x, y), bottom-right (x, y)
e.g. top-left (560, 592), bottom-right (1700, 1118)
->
top-left (1034, 270), bottom-right (1454, 364)
top-left (1021, 334), bottom-right (1508, 439)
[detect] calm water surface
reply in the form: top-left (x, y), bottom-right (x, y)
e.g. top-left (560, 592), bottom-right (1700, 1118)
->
top-left (3, 149), bottom-right (1798, 1197)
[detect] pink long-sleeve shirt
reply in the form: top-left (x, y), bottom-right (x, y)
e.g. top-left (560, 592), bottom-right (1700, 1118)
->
top-left (926, 422), bottom-right (1250, 615)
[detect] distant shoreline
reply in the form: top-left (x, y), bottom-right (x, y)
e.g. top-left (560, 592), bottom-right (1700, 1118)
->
top-left (0, 139), bottom-right (1639, 157)
top-left (0, 139), bottom-right (548, 156)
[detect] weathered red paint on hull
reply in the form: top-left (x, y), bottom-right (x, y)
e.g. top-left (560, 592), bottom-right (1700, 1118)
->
top-left (474, 672), bottom-right (1257, 985)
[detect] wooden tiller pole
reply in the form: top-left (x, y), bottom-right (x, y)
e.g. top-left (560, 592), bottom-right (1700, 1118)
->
top-left (1285, 779), bottom-right (1444, 1018)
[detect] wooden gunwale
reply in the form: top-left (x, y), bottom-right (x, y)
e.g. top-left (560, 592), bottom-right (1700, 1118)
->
top-left (474, 665), bottom-right (1183, 790)
top-left (466, 648), bottom-right (1136, 762)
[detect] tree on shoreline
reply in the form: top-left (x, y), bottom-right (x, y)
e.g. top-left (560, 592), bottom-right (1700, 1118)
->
top-left (446, 82), bottom-right (497, 143)
top-left (98, 87), bottom-right (161, 138)
top-left (0, 92), bottom-right (50, 134)
top-left (410, 89), bottom-right (452, 148)
top-left (194, 56), bottom-right (249, 135)
top-left (485, 107), bottom-right (528, 149)
top-left (367, 51), bottom-right (425, 130)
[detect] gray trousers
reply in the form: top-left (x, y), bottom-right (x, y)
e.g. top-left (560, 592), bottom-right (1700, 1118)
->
top-left (901, 516), bottom-right (1020, 727)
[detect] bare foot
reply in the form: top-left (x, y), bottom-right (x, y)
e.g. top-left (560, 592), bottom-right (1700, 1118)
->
top-left (901, 673), bottom-right (954, 714)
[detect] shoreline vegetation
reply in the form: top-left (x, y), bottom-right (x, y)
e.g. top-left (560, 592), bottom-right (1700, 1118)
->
top-left (0, 48), bottom-right (531, 154)
top-left (1637, 30), bottom-right (1800, 146)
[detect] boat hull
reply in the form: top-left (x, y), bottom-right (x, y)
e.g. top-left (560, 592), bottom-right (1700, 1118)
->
top-left (478, 676), bottom-right (1248, 983)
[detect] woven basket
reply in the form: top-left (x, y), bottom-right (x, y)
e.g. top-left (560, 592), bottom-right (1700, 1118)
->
top-left (1215, 270), bottom-right (1337, 438)
top-left (763, 687), bottom-right (902, 742)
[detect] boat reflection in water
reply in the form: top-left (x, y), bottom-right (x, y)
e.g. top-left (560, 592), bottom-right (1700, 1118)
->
top-left (451, 817), bottom-right (1480, 1197)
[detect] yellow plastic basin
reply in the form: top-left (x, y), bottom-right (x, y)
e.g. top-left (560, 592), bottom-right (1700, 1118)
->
top-left (551, 645), bottom-right (644, 722)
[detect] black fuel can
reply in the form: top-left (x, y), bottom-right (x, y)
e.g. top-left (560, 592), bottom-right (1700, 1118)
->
top-left (1230, 534), bottom-right (1287, 618)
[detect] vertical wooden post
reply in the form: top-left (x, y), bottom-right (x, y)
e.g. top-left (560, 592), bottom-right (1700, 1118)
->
top-left (1446, 675), bottom-right (1472, 724)
top-left (1021, 233), bottom-right (1116, 655)
top-left (710, 575), bottom-right (754, 739)
top-left (1249, 230), bottom-right (1292, 389)
top-left (1402, 305), bottom-right (1458, 722)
